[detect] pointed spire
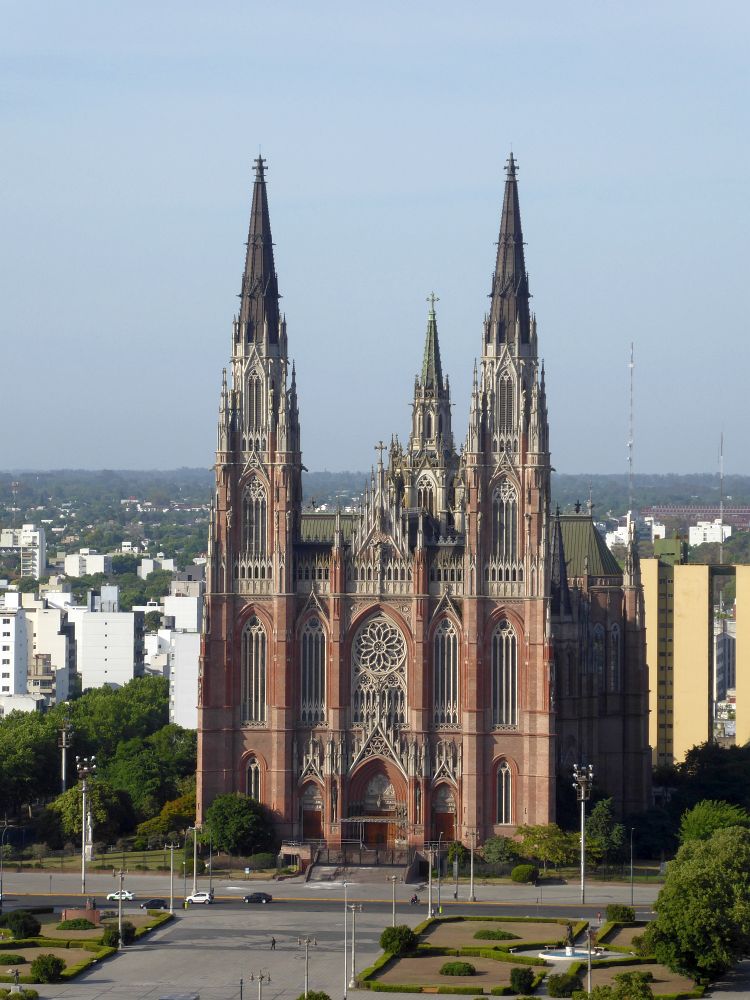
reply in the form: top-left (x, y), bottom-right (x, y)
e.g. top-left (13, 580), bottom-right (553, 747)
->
top-left (489, 152), bottom-right (530, 347)
top-left (421, 293), bottom-right (444, 390)
top-left (239, 156), bottom-right (280, 346)
top-left (550, 509), bottom-right (572, 616)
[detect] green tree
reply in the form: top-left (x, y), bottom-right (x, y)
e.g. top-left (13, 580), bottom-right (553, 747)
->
top-left (136, 791), bottom-right (196, 841)
top-left (573, 970), bottom-right (654, 999)
top-left (111, 553), bottom-right (139, 575)
top-left (144, 610), bottom-right (163, 632)
top-left (204, 793), bottom-right (276, 855)
top-left (47, 779), bottom-right (134, 841)
top-left (679, 799), bottom-right (750, 844)
top-left (480, 835), bottom-right (520, 865)
top-left (516, 823), bottom-right (576, 870)
top-left (647, 826), bottom-right (750, 981)
top-left (380, 925), bottom-right (417, 955)
top-left (585, 798), bottom-right (626, 865)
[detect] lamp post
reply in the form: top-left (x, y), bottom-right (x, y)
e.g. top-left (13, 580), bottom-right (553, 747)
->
top-left (427, 844), bottom-right (433, 918)
top-left (188, 826), bottom-right (198, 896)
top-left (436, 832), bottom-right (443, 915)
top-left (58, 713), bottom-right (73, 796)
top-left (115, 868), bottom-right (126, 951)
top-left (182, 861), bottom-right (187, 903)
top-left (387, 875), bottom-right (398, 927)
top-left (76, 756), bottom-right (96, 897)
top-left (348, 903), bottom-right (363, 989)
top-left (0, 818), bottom-right (12, 905)
top-left (572, 763), bottom-right (594, 905)
top-left (630, 827), bottom-right (635, 908)
top-left (208, 829), bottom-right (213, 894)
top-left (587, 923), bottom-right (593, 994)
top-left (298, 935), bottom-right (317, 998)
top-left (165, 841), bottom-right (178, 914)
top-left (250, 970), bottom-right (271, 1000)
top-left (468, 829), bottom-right (477, 903)
top-left (343, 880), bottom-right (349, 1000)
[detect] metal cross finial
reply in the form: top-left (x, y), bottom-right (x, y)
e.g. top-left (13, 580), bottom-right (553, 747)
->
top-left (427, 292), bottom-right (439, 313)
top-left (375, 441), bottom-right (387, 463)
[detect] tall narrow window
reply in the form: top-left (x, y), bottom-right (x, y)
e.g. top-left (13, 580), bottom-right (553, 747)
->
top-left (497, 371), bottom-right (514, 433)
top-left (241, 616), bottom-right (267, 723)
top-left (417, 476), bottom-right (435, 516)
top-left (352, 615), bottom-right (407, 730)
top-left (496, 759), bottom-right (512, 824)
top-left (248, 371), bottom-right (263, 429)
top-left (492, 479), bottom-right (518, 561)
top-left (491, 619), bottom-right (517, 726)
top-left (246, 756), bottom-right (261, 799)
top-left (592, 625), bottom-right (605, 678)
top-left (301, 617), bottom-right (326, 724)
top-left (609, 624), bottom-right (621, 692)
top-left (433, 619), bottom-right (459, 726)
top-left (243, 478), bottom-right (267, 555)
top-left (425, 412), bottom-right (433, 439)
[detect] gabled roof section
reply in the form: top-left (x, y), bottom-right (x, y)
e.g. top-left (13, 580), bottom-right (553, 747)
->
top-left (559, 513), bottom-right (622, 578)
top-left (489, 152), bottom-right (530, 347)
top-left (421, 295), bottom-right (444, 391)
top-left (299, 513), bottom-right (355, 544)
top-left (239, 157), bottom-right (280, 345)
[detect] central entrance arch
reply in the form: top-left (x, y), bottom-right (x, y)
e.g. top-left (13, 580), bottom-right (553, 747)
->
top-left (346, 760), bottom-right (407, 847)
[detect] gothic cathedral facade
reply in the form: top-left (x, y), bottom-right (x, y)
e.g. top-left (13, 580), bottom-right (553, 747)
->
top-left (196, 156), bottom-right (651, 848)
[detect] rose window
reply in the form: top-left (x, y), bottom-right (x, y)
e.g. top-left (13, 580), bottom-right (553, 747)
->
top-left (352, 615), bottom-right (407, 729)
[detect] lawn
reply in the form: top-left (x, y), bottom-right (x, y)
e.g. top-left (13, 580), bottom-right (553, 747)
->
top-left (590, 962), bottom-right (696, 994)
top-left (423, 919), bottom-right (566, 949)
top-left (374, 953), bottom-right (520, 989)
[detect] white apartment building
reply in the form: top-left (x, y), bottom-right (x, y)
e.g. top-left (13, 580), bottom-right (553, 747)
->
top-left (168, 630), bottom-right (200, 729)
top-left (605, 510), bottom-right (666, 550)
top-left (138, 556), bottom-right (175, 579)
top-left (0, 523), bottom-right (47, 578)
top-left (75, 610), bottom-right (143, 689)
top-left (0, 606), bottom-right (29, 697)
top-left (689, 519), bottom-right (733, 547)
top-left (64, 549), bottom-right (112, 577)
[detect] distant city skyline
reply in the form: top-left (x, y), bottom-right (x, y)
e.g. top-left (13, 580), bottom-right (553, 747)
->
top-left (3, 2), bottom-right (748, 474)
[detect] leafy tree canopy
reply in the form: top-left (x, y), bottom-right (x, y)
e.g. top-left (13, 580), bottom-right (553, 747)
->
top-left (573, 970), bottom-right (655, 999)
top-left (47, 778), bottom-right (134, 843)
top-left (204, 793), bottom-right (276, 856)
top-left (586, 798), bottom-right (626, 862)
top-left (480, 835), bottom-right (520, 865)
top-left (679, 799), bottom-right (750, 844)
top-left (516, 823), bottom-right (576, 869)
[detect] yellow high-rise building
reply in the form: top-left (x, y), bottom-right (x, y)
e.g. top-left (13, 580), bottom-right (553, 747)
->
top-left (735, 566), bottom-right (750, 746)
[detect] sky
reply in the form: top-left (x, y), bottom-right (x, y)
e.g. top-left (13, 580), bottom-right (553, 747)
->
top-left (2, 2), bottom-right (749, 475)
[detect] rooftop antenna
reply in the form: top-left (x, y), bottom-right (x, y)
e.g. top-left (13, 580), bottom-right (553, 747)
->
top-left (719, 431), bottom-right (725, 565)
top-left (627, 343), bottom-right (635, 516)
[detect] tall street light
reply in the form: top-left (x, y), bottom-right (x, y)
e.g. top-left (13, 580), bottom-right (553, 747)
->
top-left (0, 818), bottom-right (13, 905)
top-left (343, 880), bottom-right (349, 1000)
top-left (387, 875), bottom-right (398, 927)
top-left (348, 903), bottom-right (363, 989)
top-left (426, 843), bottom-right (433, 918)
top-left (76, 756), bottom-right (96, 897)
top-left (188, 826), bottom-right (199, 895)
top-left (57, 713), bottom-right (73, 796)
top-left (436, 832), bottom-right (444, 915)
top-left (572, 763), bottom-right (594, 905)
top-left (630, 827), bottom-right (635, 908)
top-left (298, 935), bottom-right (317, 998)
top-left (165, 841), bottom-right (179, 914)
top-left (115, 868), bottom-right (126, 951)
top-left (468, 829), bottom-right (477, 903)
top-left (249, 970), bottom-right (271, 1000)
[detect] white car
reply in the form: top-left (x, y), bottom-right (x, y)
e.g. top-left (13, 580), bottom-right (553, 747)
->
top-left (106, 889), bottom-right (134, 901)
top-left (186, 890), bottom-right (213, 904)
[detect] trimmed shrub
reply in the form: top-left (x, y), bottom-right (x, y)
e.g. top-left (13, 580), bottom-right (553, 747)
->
top-left (29, 953), bottom-right (65, 983)
top-left (439, 961), bottom-right (476, 976)
top-left (101, 926), bottom-right (120, 948)
top-left (509, 967), bottom-right (534, 994)
top-left (605, 904), bottom-right (635, 923)
top-left (0, 954), bottom-right (26, 964)
top-left (473, 929), bottom-right (518, 941)
top-left (248, 851), bottom-right (277, 869)
top-left (294, 993), bottom-right (331, 1000)
top-left (546, 972), bottom-right (582, 998)
top-left (0, 990), bottom-right (39, 999)
top-left (0, 911), bottom-right (41, 939)
top-left (57, 918), bottom-right (96, 930)
top-left (510, 864), bottom-right (539, 884)
top-left (120, 920), bottom-right (136, 945)
top-left (379, 925), bottom-right (418, 956)
top-left (631, 932), bottom-right (653, 958)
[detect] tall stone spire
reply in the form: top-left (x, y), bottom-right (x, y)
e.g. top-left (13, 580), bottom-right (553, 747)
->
top-left (488, 152), bottom-right (530, 349)
top-left (421, 292), bottom-right (444, 390)
top-left (238, 156), bottom-right (280, 347)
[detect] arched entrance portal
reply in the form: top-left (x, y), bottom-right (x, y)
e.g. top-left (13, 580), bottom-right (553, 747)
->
top-left (300, 782), bottom-right (323, 840)
top-left (432, 784), bottom-right (456, 841)
top-left (346, 763), bottom-right (407, 847)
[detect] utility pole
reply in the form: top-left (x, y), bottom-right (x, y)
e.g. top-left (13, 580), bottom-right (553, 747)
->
top-left (76, 756), bottom-right (96, 897)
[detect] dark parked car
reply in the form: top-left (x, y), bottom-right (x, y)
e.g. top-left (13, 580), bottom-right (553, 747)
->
top-left (140, 897), bottom-right (169, 910)
top-left (243, 892), bottom-right (273, 904)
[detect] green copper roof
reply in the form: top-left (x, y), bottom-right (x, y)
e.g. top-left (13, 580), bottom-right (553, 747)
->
top-left (299, 512), bottom-right (355, 544)
top-left (559, 514), bottom-right (622, 578)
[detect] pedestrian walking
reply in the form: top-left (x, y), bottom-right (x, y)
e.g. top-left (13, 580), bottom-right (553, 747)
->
top-left (270, 936), bottom-right (276, 950)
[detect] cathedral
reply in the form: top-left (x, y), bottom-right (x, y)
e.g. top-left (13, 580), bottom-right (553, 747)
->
top-left (196, 155), bottom-right (651, 850)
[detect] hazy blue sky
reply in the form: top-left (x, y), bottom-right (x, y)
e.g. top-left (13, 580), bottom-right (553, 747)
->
top-left (3, 2), bottom-right (748, 474)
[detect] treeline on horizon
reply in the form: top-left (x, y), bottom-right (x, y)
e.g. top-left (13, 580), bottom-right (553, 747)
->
top-left (1, 469), bottom-right (749, 518)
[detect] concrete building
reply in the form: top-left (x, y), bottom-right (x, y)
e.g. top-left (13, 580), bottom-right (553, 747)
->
top-left (75, 609), bottom-right (145, 689)
top-left (168, 630), bottom-right (200, 729)
top-left (138, 557), bottom-right (175, 579)
top-left (197, 156), bottom-right (651, 845)
top-left (714, 618), bottom-right (736, 704)
top-left (736, 567), bottom-right (750, 748)
top-left (605, 511), bottom-right (665, 549)
top-left (63, 549), bottom-right (112, 577)
top-left (0, 605), bottom-right (29, 697)
top-left (163, 581), bottom-right (202, 633)
top-left (689, 519), bottom-right (732, 547)
top-left (0, 523), bottom-right (47, 579)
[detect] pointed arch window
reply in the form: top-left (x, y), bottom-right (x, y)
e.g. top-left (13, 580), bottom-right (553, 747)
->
top-left (243, 478), bottom-right (267, 555)
top-left (417, 476), bottom-right (435, 516)
top-left (425, 412), bottom-right (433, 439)
top-left (609, 624), bottom-right (621, 692)
top-left (498, 371), bottom-right (514, 433)
top-left (592, 625), bottom-right (605, 679)
top-left (352, 615), bottom-right (407, 730)
top-left (496, 759), bottom-right (512, 824)
top-left (241, 616), bottom-right (267, 723)
top-left (301, 617), bottom-right (326, 725)
top-left (246, 756), bottom-right (261, 799)
top-left (433, 618), bottom-right (459, 726)
top-left (491, 619), bottom-right (517, 726)
top-left (492, 479), bottom-right (518, 562)
top-left (247, 370), bottom-right (263, 430)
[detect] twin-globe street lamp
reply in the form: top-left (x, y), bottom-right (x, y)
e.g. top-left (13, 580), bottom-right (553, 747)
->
top-left (76, 755), bottom-right (96, 897)
top-left (572, 763), bottom-right (594, 905)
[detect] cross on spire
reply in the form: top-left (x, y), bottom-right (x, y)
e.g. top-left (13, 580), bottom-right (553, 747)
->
top-left (426, 291), bottom-right (439, 314)
top-left (374, 440), bottom-right (387, 464)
